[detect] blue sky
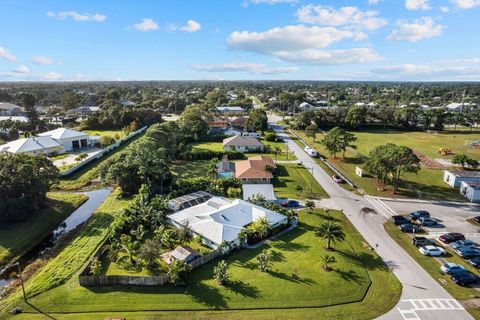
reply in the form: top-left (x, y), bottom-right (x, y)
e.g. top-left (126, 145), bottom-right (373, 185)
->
top-left (0, 0), bottom-right (479, 81)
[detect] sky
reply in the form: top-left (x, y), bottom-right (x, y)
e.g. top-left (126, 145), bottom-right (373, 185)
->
top-left (0, 0), bottom-right (479, 82)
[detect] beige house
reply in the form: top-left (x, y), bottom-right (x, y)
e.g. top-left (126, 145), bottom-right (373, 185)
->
top-left (235, 156), bottom-right (276, 184)
top-left (223, 135), bottom-right (264, 152)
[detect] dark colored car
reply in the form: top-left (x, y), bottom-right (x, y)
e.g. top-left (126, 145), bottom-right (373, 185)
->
top-left (474, 216), bottom-right (480, 223)
top-left (280, 200), bottom-right (299, 208)
top-left (399, 223), bottom-right (421, 233)
top-left (409, 210), bottom-right (430, 220)
top-left (412, 236), bottom-right (435, 248)
top-left (416, 217), bottom-right (437, 226)
top-left (439, 233), bottom-right (466, 244)
top-left (456, 247), bottom-right (480, 259)
top-left (392, 215), bottom-right (410, 226)
top-left (467, 256), bottom-right (480, 268)
top-left (451, 272), bottom-right (480, 286)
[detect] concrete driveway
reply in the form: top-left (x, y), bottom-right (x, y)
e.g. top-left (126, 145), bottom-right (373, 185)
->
top-left (52, 147), bottom-right (102, 167)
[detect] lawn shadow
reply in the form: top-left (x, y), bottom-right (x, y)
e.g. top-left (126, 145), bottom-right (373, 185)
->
top-left (25, 301), bottom-right (58, 320)
top-left (333, 268), bottom-right (364, 285)
top-left (268, 269), bottom-right (316, 286)
top-left (225, 280), bottom-right (261, 298)
top-left (270, 250), bottom-right (286, 262)
top-left (337, 249), bottom-right (388, 272)
top-left (187, 281), bottom-right (228, 309)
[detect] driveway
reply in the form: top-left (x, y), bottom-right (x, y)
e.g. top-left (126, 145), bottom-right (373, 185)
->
top-left (52, 147), bottom-right (102, 167)
top-left (269, 114), bottom-right (473, 320)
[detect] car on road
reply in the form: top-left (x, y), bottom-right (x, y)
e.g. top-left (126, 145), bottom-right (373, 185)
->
top-left (415, 217), bottom-right (437, 227)
top-left (439, 233), bottom-right (465, 244)
top-left (419, 245), bottom-right (446, 256)
top-left (467, 256), bottom-right (480, 268)
top-left (409, 210), bottom-right (430, 220)
top-left (332, 175), bottom-right (343, 183)
top-left (399, 223), bottom-right (422, 233)
top-left (449, 240), bottom-right (478, 250)
top-left (451, 272), bottom-right (480, 286)
top-left (392, 215), bottom-right (410, 226)
top-left (412, 236), bottom-right (435, 248)
top-left (455, 247), bottom-right (480, 259)
top-left (440, 262), bottom-right (467, 274)
top-left (280, 200), bottom-right (299, 208)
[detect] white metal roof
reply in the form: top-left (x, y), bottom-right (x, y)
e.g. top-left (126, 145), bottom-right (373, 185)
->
top-left (242, 184), bottom-right (277, 201)
top-left (38, 128), bottom-right (89, 141)
top-left (0, 136), bottom-right (62, 153)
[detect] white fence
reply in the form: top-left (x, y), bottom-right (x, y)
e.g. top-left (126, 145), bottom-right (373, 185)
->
top-left (60, 126), bottom-right (148, 177)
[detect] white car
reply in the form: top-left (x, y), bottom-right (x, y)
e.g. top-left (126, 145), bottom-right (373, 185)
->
top-left (419, 245), bottom-right (446, 256)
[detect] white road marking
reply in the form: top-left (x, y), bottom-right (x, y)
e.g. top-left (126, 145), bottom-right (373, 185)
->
top-left (397, 299), bottom-right (465, 320)
top-left (364, 196), bottom-right (392, 219)
top-left (398, 308), bottom-right (420, 320)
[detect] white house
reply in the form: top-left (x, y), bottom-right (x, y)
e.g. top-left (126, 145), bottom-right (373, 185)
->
top-left (0, 136), bottom-right (63, 155)
top-left (0, 102), bottom-right (23, 116)
top-left (445, 103), bottom-right (478, 112)
top-left (242, 184), bottom-right (277, 201)
top-left (298, 102), bottom-right (315, 111)
top-left (459, 181), bottom-right (480, 202)
top-left (217, 106), bottom-right (245, 114)
top-left (443, 170), bottom-right (480, 188)
top-left (241, 131), bottom-right (261, 139)
top-left (223, 135), bottom-right (264, 152)
top-left (73, 106), bottom-right (100, 117)
top-left (168, 195), bottom-right (287, 249)
top-left (38, 128), bottom-right (98, 151)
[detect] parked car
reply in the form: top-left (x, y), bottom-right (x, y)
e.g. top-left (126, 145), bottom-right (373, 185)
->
top-left (416, 217), bottom-right (437, 226)
top-left (467, 256), bottom-right (480, 268)
top-left (455, 247), bottom-right (480, 259)
top-left (451, 272), bottom-right (480, 286)
top-left (304, 147), bottom-right (318, 157)
top-left (392, 215), bottom-right (410, 226)
top-left (280, 200), bottom-right (299, 208)
top-left (419, 245), bottom-right (446, 256)
top-left (439, 233), bottom-right (465, 244)
top-left (399, 223), bottom-right (421, 233)
top-left (440, 262), bottom-right (467, 274)
top-left (409, 210), bottom-right (430, 220)
top-left (332, 175), bottom-right (343, 183)
top-left (473, 216), bottom-right (480, 223)
top-left (412, 236), bottom-right (435, 248)
top-left (449, 240), bottom-right (478, 250)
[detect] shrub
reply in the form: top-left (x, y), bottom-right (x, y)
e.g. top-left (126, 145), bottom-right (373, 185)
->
top-left (265, 133), bottom-right (277, 142)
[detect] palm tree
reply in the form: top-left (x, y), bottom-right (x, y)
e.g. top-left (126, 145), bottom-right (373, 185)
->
top-left (274, 146), bottom-right (282, 159)
top-left (321, 254), bottom-right (336, 271)
top-left (118, 234), bottom-right (138, 265)
top-left (138, 239), bottom-right (161, 268)
top-left (251, 217), bottom-right (270, 241)
top-left (305, 200), bottom-right (315, 213)
top-left (213, 260), bottom-right (230, 285)
top-left (315, 222), bottom-right (345, 250)
top-left (295, 185), bottom-right (303, 195)
top-left (257, 249), bottom-right (272, 272)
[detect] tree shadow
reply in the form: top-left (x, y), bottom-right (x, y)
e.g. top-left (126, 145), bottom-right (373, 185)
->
top-left (186, 281), bottom-right (228, 309)
top-left (333, 268), bottom-right (364, 285)
top-left (225, 280), bottom-right (261, 298)
top-left (273, 241), bottom-right (310, 252)
top-left (337, 249), bottom-right (388, 272)
top-left (25, 301), bottom-right (58, 320)
top-left (268, 269), bottom-right (316, 285)
top-left (270, 250), bottom-right (285, 262)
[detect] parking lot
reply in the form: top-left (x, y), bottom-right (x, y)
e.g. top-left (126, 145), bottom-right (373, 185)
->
top-left (380, 199), bottom-right (480, 239)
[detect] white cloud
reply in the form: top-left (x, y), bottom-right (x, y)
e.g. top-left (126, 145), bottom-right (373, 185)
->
top-left (368, 0), bottom-right (382, 4)
top-left (274, 48), bottom-right (383, 64)
top-left (191, 62), bottom-right (298, 74)
top-left (296, 5), bottom-right (388, 30)
top-left (47, 11), bottom-right (106, 22)
top-left (440, 6), bottom-right (451, 12)
top-left (387, 17), bottom-right (445, 42)
top-left (41, 72), bottom-right (62, 81)
top-left (178, 20), bottom-right (202, 32)
top-left (0, 47), bottom-right (16, 61)
top-left (405, 0), bottom-right (431, 10)
top-left (133, 18), bottom-right (159, 32)
top-left (248, 0), bottom-right (298, 4)
top-left (451, 0), bottom-right (480, 9)
top-left (12, 65), bottom-right (30, 74)
top-left (371, 63), bottom-right (480, 80)
top-left (33, 55), bottom-right (55, 65)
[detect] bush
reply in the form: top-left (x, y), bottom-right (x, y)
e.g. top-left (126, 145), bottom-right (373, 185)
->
top-left (179, 149), bottom-right (246, 161)
top-left (173, 177), bottom-right (241, 197)
top-left (265, 132), bottom-right (277, 142)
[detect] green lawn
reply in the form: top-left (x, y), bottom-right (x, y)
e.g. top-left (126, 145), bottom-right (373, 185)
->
top-left (171, 160), bottom-right (212, 180)
top-left (0, 192), bottom-right (88, 265)
top-left (293, 130), bottom-right (467, 201)
top-left (84, 129), bottom-right (126, 139)
top-left (384, 222), bottom-right (480, 301)
top-left (273, 164), bottom-right (328, 199)
top-left (3, 210), bottom-right (401, 320)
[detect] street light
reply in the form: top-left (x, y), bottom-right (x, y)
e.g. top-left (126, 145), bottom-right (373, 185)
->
top-left (0, 262), bottom-right (27, 302)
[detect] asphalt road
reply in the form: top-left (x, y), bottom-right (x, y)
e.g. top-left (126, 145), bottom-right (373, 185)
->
top-left (269, 116), bottom-right (474, 320)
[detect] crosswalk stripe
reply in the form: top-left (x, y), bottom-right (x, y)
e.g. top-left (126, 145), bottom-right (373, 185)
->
top-left (401, 299), bottom-right (464, 311)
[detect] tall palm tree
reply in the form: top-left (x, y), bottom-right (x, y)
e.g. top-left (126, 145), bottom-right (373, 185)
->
top-left (315, 222), bottom-right (345, 250)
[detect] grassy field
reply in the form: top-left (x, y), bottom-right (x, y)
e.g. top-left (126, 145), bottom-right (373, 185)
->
top-left (273, 164), bottom-right (328, 199)
top-left (85, 129), bottom-right (126, 139)
top-left (0, 193), bottom-right (88, 265)
top-left (384, 222), bottom-right (480, 301)
top-left (171, 160), bottom-right (212, 180)
top-left (293, 129), bottom-right (468, 201)
top-left (3, 210), bottom-right (401, 320)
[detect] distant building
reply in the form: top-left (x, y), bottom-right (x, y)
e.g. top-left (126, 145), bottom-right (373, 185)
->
top-left (0, 102), bottom-right (23, 116)
top-left (73, 106), bottom-right (100, 117)
top-left (444, 103), bottom-right (478, 112)
top-left (459, 181), bottom-right (480, 202)
top-left (298, 102), bottom-right (315, 111)
top-left (235, 156), bottom-right (276, 184)
top-left (223, 135), bottom-right (264, 153)
top-left (443, 170), bottom-right (480, 188)
top-left (217, 106), bottom-right (245, 114)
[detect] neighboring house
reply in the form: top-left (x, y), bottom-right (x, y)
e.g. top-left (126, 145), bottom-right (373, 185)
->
top-left (38, 128), bottom-right (99, 151)
top-left (168, 194), bottom-right (287, 249)
top-left (230, 116), bottom-right (249, 129)
top-left (217, 160), bottom-right (235, 178)
top-left (460, 181), bottom-right (480, 202)
top-left (298, 102), bottom-right (315, 111)
top-left (119, 100), bottom-right (136, 107)
top-left (235, 156), bottom-right (276, 184)
top-left (217, 106), bottom-right (245, 115)
top-left (223, 127), bottom-right (242, 136)
top-left (223, 135), bottom-right (264, 152)
top-left (242, 184), bottom-right (277, 201)
top-left (0, 136), bottom-right (63, 155)
top-left (0, 102), bottom-right (24, 116)
top-left (443, 170), bottom-right (480, 188)
top-left (241, 132), bottom-right (261, 139)
top-left (168, 191), bottom-right (213, 212)
top-left (445, 103), bottom-right (478, 112)
top-left (73, 106), bottom-right (100, 117)
top-left (209, 118), bottom-right (229, 130)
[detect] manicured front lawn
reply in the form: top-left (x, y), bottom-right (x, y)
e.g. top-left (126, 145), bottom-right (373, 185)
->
top-left (273, 164), bottom-right (328, 199)
top-left (192, 141), bottom-right (225, 152)
top-left (293, 130), bottom-right (466, 201)
top-left (384, 222), bottom-right (480, 300)
top-left (0, 192), bottom-right (88, 265)
top-left (4, 210), bottom-right (400, 320)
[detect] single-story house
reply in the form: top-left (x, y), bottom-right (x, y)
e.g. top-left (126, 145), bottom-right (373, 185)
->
top-left (460, 181), bottom-right (480, 202)
top-left (223, 127), bottom-right (243, 136)
top-left (217, 106), bottom-right (245, 114)
top-left (0, 136), bottom-right (63, 155)
top-left (0, 102), bottom-right (24, 116)
top-left (38, 128), bottom-right (98, 151)
top-left (73, 106), bottom-right (100, 117)
top-left (242, 184), bottom-right (277, 201)
top-left (230, 116), bottom-right (249, 129)
top-left (223, 135), bottom-right (264, 152)
top-left (298, 102), bottom-right (315, 111)
top-left (235, 155), bottom-right (276, 184)
top-left (443, 170), bottom-right (480, 188)
top-left (241, 132), bottom-right (261, 139)
top-left (168, 195), bottom-right (287, 249)
top-left (445, 103), bottom-right (478, 112)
